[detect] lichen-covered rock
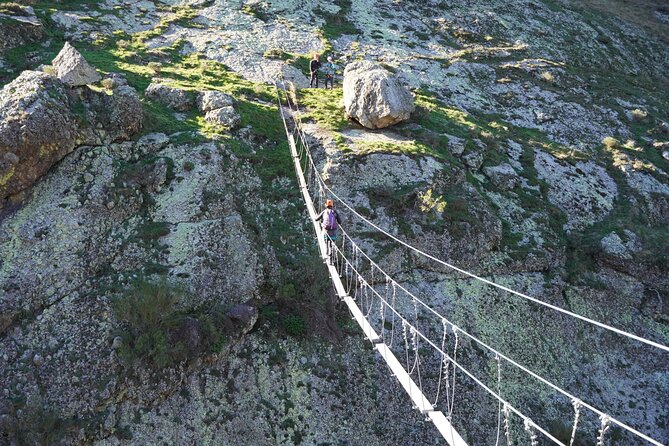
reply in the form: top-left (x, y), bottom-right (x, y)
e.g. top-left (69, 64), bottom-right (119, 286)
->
top-left (51, 42), bottom-right (101, 87)
top-left (483, 163), bottom-right (520, 190)
top-left (534, 150), bottom-right (617, 231)
top-left (197, 90), bottom-right (234, 113)
top-left (0, 5), bottom-right (43, 50)
top-left (88, 84), bottom-right (144, 141)
top-left (204, 106), bottom-right (241, 129)
top-left (600, 231), bottom-right (641, 262)
top-left (136, 132), bottom-right (169, 154)
top-left (145, 82), bottom-right (194, 111)
top-left (343, 60), bottom-right (415, 129)
top-left (0, 71), bottom-right (78, 203)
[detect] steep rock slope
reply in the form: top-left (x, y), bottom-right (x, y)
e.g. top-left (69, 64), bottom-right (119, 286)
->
top-left (0, 0), bottom-right (668, 445)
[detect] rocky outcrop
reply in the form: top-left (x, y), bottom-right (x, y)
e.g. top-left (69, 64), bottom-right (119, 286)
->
top-left (204, 106), bottom-right (241, 129)
top-left (80, 81), bottom-right (144, 142)
top-left (0, 5), bottom-right (43, 50)
top-left (52, 42), bottom-right (101, 87)
top-left (0, 65), bottom-right (142, 206)
top-left (145, 83), bottom-right (194, 111)
top-left (0, 71), bottom-right (78, 203)
top-left (198, 90), bottom-right (241, 128)
top-left (343, 61), bottom-right (415, 129)
top-left (484, 163), bottom-right (520, 190)
top-left (197, 90), bottom-right (234, 112)
top-left (534, 150), bottom-right (618, 231)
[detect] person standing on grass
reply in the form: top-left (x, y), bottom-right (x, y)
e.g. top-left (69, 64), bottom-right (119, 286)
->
top-left (324, 56), bottom-right (336, 89)
top-left (315, 199), bottom-right (341, 263)
top-left (309, 53), bottom-right (321, 88)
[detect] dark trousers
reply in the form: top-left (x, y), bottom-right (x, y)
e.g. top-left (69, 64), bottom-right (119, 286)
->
top-left (310, 70), bottom-right (319, 87)
top-left (324, 74), bottom-right (334, 89)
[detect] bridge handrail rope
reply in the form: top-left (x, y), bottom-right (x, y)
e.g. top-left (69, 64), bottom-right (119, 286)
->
top-left (275, 83), bottom-right (666, 446)
top-left (303, 136), bottom-right (665, 446)
top-left (278, 87), bottom-right (669, 355)
top-left (327, 229), bottom-right (566, 446)
top-left (319, 178), bottom-right (669, 353)
top-left (332, 222), bottom-right (664, 446)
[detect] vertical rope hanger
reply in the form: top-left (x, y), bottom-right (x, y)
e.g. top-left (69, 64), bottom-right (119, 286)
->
top-left (569, 398), bottom-right (582, 446)
top-left (494, 354), bottom-right (503, 446)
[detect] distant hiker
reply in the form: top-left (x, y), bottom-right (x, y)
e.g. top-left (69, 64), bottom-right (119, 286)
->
top-left (324, 56), bottom-right (336, 89)
top-left (315, 199), bottom-right (341, 263)
top-left (309, 53), bottom-right (321, 88)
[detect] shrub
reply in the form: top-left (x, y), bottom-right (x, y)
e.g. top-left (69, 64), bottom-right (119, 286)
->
top-left (183, 160), bottom-right (195, 172)
top-left (101, 78), bottom-right (114, 90)
top-left (540, 71), bottom-right (555, 83)
top-left (137, 221), bottom-right (170, 242)
top-left (418, 188), bottom-right (447, 215)
top-left (263, 48), bottom-right (289, 59)
top-left (112, 281), bottom-right (227, 368)
top-left (282, 314), bottom-right (307, 336)
top-left (631, 108), bottom-right (648, 121)
top-left (602, 136), bottom-right (620, 150)
top-left (147, 62), bottom-right (162, 75)
top-left (112, 281), bottom-right (182, 368)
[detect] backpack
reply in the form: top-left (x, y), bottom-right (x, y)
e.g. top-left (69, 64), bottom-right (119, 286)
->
top-left (324, 209), bottom-right (337, 231)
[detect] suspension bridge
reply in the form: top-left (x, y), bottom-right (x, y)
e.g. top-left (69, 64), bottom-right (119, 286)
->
top-left (274, 83), bottom-right (668, 446)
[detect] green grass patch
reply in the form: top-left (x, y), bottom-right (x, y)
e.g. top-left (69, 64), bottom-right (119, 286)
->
top-left (112, 281), bottom-right (227, 369)
top-left (297, 87), bottom-right (350, 130)
top-left (317, 0), bottom-right (361, 40)
top-left (345, 139), bottom-right (439, 158)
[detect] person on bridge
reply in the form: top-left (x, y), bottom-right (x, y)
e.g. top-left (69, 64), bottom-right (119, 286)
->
top-left (309, 53), bottom-right (321, 88)
top-left (315, 199), bottom-right (341, 263)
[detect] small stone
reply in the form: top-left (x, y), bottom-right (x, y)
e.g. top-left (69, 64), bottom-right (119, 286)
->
top-left (112, 336), bottom-right (123, 349)
top-left (136, 132), bottom-right (169, 153)
top-left (99, 388), bottom-right (110, 400)
top-left (47, 338), bottom-right (59, 351)
top-left (32, 354), bottom-right (44, 367)
top-left (106, 201), bottom-right (115, 209)
top-left (663, 151), bottom-right (669, 161)
top-left (445, 134), bottom-right (465, 156)
top-left (83, 172), bottom-right (94, 182)
top-left (463, 150), bottom-right (484, 170)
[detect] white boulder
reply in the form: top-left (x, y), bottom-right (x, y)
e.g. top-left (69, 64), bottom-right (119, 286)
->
top-left (51, 42), bottom-right (101, 87)
top-left (343, 60), bottom-right (415, 129)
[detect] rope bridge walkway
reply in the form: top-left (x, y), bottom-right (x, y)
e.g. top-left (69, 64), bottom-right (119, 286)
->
top-left (274, 83), bottom-right (668, 446)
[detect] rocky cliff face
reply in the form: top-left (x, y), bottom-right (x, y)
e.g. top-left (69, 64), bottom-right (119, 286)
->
top-left (0, 0), bottom-right (668, 445)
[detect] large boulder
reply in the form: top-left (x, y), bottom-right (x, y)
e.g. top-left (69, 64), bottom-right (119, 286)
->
top-left (81, 82), bottom-right (144, 142)
top-left (0, 71), bottom-right (78, 202)
top-left (0, 5), bottom-right (43, 50)
top-left (145, 82), bottom-right (194, 111)
top-left (343, 60), bottom-right (415, 129)
top-left (52, 42), bottom-right (101, 87)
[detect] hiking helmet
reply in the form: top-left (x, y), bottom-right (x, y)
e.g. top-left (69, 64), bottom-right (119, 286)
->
top-left (326, 199), bottom-right (334, 207)
top-left (327, 56), bottom-right (333, 62)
